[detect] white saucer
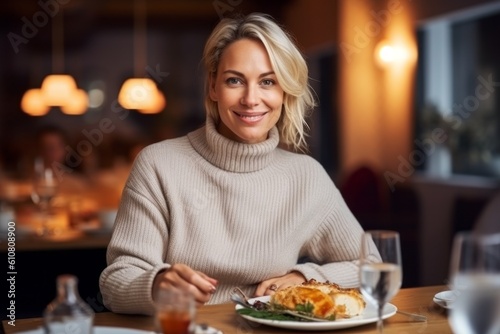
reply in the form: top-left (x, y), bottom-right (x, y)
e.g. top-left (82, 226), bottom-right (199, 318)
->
top-left (433, 290), bottom-right (457, 309)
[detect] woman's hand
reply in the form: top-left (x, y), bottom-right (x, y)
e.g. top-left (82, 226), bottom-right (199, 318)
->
top-left (152, 263), bottom-right (218, 307)
top-left (254, 271), bottom-right (306, 297)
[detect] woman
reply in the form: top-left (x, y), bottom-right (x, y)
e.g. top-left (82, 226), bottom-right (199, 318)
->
top-left (100, 13), bottom-right (369, 315)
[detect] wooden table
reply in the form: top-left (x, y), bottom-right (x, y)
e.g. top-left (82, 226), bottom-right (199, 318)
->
top-left (3, 285), bottom-right (451, 333)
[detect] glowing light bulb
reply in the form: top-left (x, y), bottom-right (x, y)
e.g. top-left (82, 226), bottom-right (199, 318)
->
top-left (21, 89), bottom-right (50, 116)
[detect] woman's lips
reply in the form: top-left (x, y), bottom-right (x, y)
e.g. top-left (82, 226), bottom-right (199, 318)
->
top-left (233, 111), bottom-right (267, 123)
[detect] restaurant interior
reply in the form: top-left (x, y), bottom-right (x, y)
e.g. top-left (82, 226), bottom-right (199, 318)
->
top-left (1, 0), bottom-right (500, 321)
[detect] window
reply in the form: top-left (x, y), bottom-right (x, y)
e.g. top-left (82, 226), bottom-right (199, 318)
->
top-left (415, 2), bottom-right (500, 178)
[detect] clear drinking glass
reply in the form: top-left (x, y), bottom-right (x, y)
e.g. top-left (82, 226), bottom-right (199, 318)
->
top-left (31, 159), bottom-right (58, 236)
top-left (154, 289), bottom-right (196, 334)
top-left (359, 230), bottom-right (403, 333)
top-left (448, 232), bottom-right (500, 334)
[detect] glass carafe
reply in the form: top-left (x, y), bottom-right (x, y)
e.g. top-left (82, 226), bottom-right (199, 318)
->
top-left (44, 275), bottom-right (94, 334)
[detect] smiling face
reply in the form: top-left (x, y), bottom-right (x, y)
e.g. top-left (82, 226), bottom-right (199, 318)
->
top-left (209, 38), bottom-right (284, 144)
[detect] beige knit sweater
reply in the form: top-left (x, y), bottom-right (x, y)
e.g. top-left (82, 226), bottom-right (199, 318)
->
top-left (99, 117), bottom-right (366, 315)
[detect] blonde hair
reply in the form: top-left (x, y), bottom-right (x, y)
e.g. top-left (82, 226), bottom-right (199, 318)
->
top-left (203, 13), bottom-right (316, 151)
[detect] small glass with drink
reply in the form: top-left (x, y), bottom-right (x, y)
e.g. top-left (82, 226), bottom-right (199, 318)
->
top-left (154, 289), bottom-right (195, 334)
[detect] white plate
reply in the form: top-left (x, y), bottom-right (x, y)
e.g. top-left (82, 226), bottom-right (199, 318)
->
top-left (433, 290), bottom-right (457, 309)
top-left (16, 325), bottom-right (222, 334)
top-left (235, 296), bottom-right (397, 331)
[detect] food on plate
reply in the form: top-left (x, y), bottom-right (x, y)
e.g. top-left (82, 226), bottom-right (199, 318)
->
top-left (270, 279), bottom-right (366, 320)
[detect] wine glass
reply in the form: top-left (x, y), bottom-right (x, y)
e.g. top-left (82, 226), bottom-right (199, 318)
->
top-left (359, 230), bottom-right (403, 333)
top-left (31, 160), bottom-right (59, 236)
top-left (448, 232), bottom-right (500, 334)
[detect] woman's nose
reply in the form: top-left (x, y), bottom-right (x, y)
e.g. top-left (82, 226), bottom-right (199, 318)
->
top-left (240, 86), bottom-right (259, 107)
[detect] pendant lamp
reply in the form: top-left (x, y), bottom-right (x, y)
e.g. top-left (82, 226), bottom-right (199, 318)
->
top-left (20, 89), bottom-right (50, 116)
top-left (21, 7), bottom-right (88, 116)
top-left (118, 0), bottom-right (165, 114)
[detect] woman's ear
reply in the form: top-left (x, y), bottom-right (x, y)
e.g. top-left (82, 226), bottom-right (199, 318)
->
top-left (209, 73), bottom-right (218, 102)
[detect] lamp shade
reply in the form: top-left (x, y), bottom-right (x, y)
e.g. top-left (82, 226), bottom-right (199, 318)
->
top-left (118, 78), bottom-right (164, 113)
top-left (41, 74), bottom-right (78, 106)
top-left (139, 89), bottom-right (166, 114)
top-left (21, 89), bottom-right (50, 116)
top-left (61, 89), bottom-right (88, 115)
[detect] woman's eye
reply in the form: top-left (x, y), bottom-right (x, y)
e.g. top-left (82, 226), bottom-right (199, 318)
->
top-left (226, 77), bottom-right (242, 85)
top-left (261, 79), bottom-right (275, 86)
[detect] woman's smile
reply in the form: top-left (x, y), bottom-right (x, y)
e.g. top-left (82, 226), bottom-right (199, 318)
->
top-left (232, 110), bottom-right (268, 123)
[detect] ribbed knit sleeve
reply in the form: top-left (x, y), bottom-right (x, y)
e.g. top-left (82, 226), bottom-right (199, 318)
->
top-left (99, 148), bottom-right (171, 315)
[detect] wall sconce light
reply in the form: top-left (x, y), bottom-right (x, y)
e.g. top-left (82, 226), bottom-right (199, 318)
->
top-left (375, 40), bottom-right (411, 68)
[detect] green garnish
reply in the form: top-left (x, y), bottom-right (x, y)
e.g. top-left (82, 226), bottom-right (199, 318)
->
top-left (237, 302), bottom-right (336, 322)
top-left (237, 308), bottom-right (305, 321)
top-left (295, 302), bottom-right (314, 314)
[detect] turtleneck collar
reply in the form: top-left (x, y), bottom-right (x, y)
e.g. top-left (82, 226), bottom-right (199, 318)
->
top-left (187, 116), bottom-right (280, 173)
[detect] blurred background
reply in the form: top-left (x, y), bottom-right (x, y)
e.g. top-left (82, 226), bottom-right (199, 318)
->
top-left (1, 0), bottom-right (500, 319)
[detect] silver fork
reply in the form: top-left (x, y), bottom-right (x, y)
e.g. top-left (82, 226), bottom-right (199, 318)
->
top-left (396, 310), bottom-right (427, 322)
top-left (230, 287), bottom-right (259, 309)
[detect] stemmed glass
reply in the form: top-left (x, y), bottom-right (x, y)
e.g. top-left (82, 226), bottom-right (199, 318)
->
top-left (359, 230), bottom-right (402, 333)
top-left (448, 232), bottom-right (500, 334)
top-left (31, 159), bottom-right (59, 236)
